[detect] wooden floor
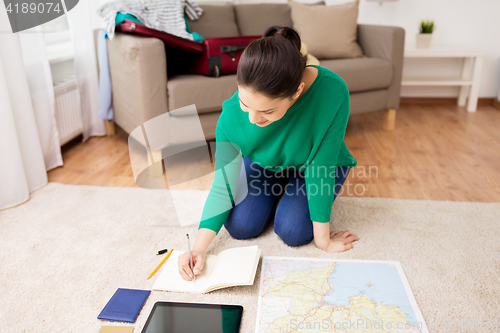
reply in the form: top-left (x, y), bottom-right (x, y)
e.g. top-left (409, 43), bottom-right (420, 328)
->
top-left (48, 102), bottom-right (500, 202)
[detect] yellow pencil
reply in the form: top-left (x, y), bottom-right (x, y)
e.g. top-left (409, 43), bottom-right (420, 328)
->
top-left (148, 249), bottom-right (173, 279)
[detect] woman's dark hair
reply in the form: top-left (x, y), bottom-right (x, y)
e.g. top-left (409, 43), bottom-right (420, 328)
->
top-left (236, 25), bottom-right (308, 100)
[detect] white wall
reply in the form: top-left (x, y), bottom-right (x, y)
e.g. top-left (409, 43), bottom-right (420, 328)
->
top-left (357, 0), bottom-right (500, 99)
top-left (234, 0), bottom-right (500, 98)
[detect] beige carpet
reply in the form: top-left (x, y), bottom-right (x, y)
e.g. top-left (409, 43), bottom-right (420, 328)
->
top-left (0, 182), bottom-right (499, 333)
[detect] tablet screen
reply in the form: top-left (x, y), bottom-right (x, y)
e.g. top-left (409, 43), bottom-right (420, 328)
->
top-left (141, 302), bottom-right (243, 333)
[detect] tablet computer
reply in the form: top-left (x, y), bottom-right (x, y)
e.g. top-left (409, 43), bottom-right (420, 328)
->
top-left (141, 301), bottom-right (243, 333)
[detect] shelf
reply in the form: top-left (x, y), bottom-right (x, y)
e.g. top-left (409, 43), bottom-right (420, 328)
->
top-left (402, 77), bottom-right (473, 86)
top-left (404, 46), bottom-right (485, 58)
top-left (401, 45), bottom-right (484, 112)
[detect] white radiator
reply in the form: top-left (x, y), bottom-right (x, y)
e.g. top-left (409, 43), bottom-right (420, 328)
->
top-left (53, 76), bottom-right (83, 145)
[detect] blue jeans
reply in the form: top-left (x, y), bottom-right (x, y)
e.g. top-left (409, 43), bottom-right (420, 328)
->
top-left (223, 156), bottom-right (351, 247)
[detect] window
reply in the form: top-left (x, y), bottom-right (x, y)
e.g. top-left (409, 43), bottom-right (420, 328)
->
top-left (42, 15), bottom-right (74, 64)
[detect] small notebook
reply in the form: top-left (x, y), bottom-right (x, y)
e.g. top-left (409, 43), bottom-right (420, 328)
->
top-left (152, 245), bottom-right (261, 294)
top-left (97, 288), bottom-right (151, 323)
top-left (98, 326), bottom-right (134, 333)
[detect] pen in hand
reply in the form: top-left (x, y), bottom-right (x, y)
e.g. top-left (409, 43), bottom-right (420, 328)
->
top-left (187, 233), bottom-right (195, 282)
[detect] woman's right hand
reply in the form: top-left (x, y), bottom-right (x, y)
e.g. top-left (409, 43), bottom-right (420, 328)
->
top-left (177, 249), bottom-right (206, 281)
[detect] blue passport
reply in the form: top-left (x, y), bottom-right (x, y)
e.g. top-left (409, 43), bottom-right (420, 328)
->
top-left (97, 288), bottom-right (151, 323)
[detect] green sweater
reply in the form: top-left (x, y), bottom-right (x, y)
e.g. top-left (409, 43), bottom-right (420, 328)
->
top-left (199, 64), bottom-right (357, 234)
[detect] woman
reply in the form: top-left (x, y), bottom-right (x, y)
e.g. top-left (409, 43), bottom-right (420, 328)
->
top-left (178, 26), bottom-right (359, 281)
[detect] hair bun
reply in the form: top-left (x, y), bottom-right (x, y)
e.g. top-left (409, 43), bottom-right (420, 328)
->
top-left (262, 25), bottom-right (302, 54)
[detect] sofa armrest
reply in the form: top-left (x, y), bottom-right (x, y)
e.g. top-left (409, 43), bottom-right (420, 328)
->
top-left (357, 24), bottom-right (405, 109)
top-left (107, 33), bottom-right (168, 134)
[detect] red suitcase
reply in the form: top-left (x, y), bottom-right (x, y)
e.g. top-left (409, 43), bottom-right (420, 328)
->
top-left (115, 20), bottom-right (262, 77)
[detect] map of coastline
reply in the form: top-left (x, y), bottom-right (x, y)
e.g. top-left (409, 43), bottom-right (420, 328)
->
top-left (255, 257), bottom-right (428, 333)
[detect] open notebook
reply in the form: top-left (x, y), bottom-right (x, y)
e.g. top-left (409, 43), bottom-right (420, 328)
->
top-left (152, 245), bottom-right (261, 294)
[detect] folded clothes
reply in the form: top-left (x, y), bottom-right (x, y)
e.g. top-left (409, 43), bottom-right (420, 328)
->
top-left (115, 11), bottom-right (144, 26)
top-left (183, 15), bottom-right (204, 41)
top-left (97, 0), bottom-right (204, 40)
top-left (114, 11), bottom-right (204, 41)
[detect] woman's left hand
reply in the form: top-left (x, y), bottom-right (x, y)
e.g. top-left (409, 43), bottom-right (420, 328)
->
top-left (316, 230), bottom-right (359, 253)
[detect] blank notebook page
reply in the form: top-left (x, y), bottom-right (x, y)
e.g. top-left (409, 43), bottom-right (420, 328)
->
top-left (206, 245), bottom-right (260, 287)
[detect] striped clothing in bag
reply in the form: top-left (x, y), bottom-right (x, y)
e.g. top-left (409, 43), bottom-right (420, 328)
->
top-left (97, 0), bottom-right (204, 40)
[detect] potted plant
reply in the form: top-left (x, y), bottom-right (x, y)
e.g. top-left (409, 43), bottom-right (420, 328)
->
top-left (416, 19), bottom-right (435, 48)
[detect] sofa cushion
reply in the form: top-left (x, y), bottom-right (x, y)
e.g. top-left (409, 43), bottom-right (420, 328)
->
top-left (234, 3), bottom-right (293, 36)
top-left (167, 74), bottom-right (238, 115)
top-left (319, 58), bottom-right (392, 92)
top-left (186, 4), bottom-right (239, 38)
top-left (234, 2), bottom-right (325, 37)
top-left (288, 0), bottom-right (364, 59)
